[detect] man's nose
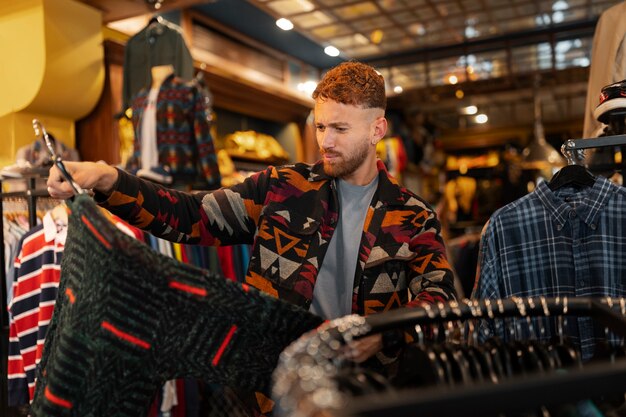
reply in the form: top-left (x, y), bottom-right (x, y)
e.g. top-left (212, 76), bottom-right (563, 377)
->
top-left (320, 131), bottom-right (335, 148)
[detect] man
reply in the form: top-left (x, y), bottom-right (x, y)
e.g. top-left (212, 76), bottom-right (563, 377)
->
top-left (48, 61), bottom-right (455, 368)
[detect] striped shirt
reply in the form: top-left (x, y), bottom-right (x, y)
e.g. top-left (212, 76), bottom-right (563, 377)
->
top-left (7, 216), bottom-right (64, 406)
top-left (474, 176), bottom-right (626, 361)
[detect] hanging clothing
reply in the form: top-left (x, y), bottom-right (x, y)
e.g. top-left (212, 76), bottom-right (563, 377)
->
top-left (126, 74), bottom-right (220, 189)
top-left (582, 2), bottom-right (626, 138)
top-left (7, 212), bottom-right (66, 406)
top-left (122, 18), bottom-right (194, 112)
top-left (30, 194), bottom-right (323, 417)
top-left (474, 177), bottom-right (626, 361)
top-left (15, 138), bottom-right (80, 167)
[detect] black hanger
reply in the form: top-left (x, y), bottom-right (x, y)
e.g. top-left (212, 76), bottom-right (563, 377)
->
top-left (547, 164), bottom-right (596, 191)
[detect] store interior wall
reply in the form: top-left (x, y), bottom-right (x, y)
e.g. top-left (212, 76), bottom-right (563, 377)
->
top-left (0, 0), bottom-right (104, 168)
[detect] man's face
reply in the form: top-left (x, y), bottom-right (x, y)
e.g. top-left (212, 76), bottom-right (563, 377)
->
top-left (314, 99), bottom-right (385, 181)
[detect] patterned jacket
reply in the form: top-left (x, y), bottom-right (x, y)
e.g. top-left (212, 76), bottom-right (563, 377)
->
top-left (98, 160), bottom-right (456, 315)
top-left (126, 74), bottom-right (221, 189)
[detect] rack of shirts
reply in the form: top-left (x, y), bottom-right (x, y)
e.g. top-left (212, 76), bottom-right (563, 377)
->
top-left (474, 134), bottom-right (626, 361)
top-left (1, 174), bottom-right (63, 415)
top-left (272, 297), bottom-right (626, 417)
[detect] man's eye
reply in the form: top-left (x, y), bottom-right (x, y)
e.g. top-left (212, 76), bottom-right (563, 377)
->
top-left (316, 125), bottom-right (326, 132)
top-left (336, 127), bottom-right (348, 133)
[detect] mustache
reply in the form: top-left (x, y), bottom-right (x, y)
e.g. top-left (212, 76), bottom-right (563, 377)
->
top-left (321, 149), bottom-right (341, 157)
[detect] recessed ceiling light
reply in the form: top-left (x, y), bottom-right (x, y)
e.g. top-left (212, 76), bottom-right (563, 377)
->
top-left (475, 113), bottom-right (488, 123)
top-left (276, 18), bottom-right (294, 31)
top-left (448, 74), bottom-right (458, 85)
top-left (324, 45), bottom-right (340, 57)
top-left (393, 85), bottom-right (403, 94)
top-left (370, 29), bottom-right (384, 44)
top-left (462, 105), bottom-right (477, 115)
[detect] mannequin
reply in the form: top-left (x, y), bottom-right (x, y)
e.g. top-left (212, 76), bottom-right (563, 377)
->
top-left (150, 64), bottom-right (175, 88)
top-left (127, 64), bottom-right (221, 188)
top-left (137, 65), bottom-right (176, 183)
top-left (582, 2), bottom-right (626, 138)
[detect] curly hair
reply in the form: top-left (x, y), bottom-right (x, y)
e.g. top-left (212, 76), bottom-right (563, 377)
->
top-left (312, 61), bottom-right (386, 110)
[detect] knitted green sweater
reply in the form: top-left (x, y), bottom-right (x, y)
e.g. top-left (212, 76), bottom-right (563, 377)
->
top-left (31, 195), bottom-right (323, 417)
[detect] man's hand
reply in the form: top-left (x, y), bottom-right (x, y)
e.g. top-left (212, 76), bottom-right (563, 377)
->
top-left (47, 161), bottom-right (119, 199)
top-left (343, 333), bottom-right (383, 363)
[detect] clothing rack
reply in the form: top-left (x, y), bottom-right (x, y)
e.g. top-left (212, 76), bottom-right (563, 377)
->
top-left (1, 174), bottom-right (51, 415)
top-left (364, 297), bottom-right (626, 338)
top-left (343, 359), bottom-right (626, 417)
top-left (352, 298), bottom-right (626, 417)
top-left (273, 296), bottom-right (626, 417)
top-left (562, 134), bottom-right (626, 172)
top-left (563, 134), bottom-right (626, 151)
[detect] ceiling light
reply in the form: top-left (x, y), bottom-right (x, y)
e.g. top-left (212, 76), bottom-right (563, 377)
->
top-left (521, 94), bottom-right (565, 169)
top-left (448, 75), bottom-right (458, 85)
top-left (455, 89), bottom-right (464, 99)
top-left (324, 45), bottom-right (340, 57)
top-left (393, 85), bottom-right (403, 94)
top-left (370, 29), bottom-right (384, 44)
top-left (475, 114), bottom-right (488, 123)
top-left (409, 23), bottom-right (426, 36)
top-left (297, 80), bottom-right (318, 96)
top-left (276, 18), bottom-right (294, 31)
top-left (354, 33), bottom-right (369, 45)
top-left (462, 105), bottom-right (477, 115)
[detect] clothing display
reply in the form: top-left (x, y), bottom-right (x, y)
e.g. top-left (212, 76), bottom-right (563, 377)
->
top-left (125, 73), bottom-right (221, 189)
top-left (375, 136), bottom-right (407, 181)
top-left (15, 138), bottom-right (80, 168)
top-left (223, 131), bottom-right (289, 164)
top-left (97, 160), bottom-right (456, 316)
top-left (30, 194), bottom-right (323, 417)
top-left (272, 299), bottom-right (626, 417)
top-left (474, 176), bottom-right (626, 360)
top-left (593, 78), bottom-right (626, 124)
top-left (7, 214), bottom-right (64, 406)
top-left (7, 4), bottom-right (626, 417)
top-left (122, 17), bottom-right (194, 112)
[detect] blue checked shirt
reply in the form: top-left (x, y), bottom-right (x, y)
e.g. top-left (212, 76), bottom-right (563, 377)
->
top-left (473, 176), bottom-right (626, 361)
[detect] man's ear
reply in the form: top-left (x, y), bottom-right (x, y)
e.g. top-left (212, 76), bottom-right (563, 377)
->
top-left (371, 117), bottom-right (388, 145)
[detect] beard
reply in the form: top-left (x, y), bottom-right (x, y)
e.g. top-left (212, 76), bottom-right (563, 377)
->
top-left (321, 139), bottom-right (370, 178)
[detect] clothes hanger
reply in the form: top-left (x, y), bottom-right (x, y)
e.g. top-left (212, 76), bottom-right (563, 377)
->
top-left (547, 143), bottom-right (596, 191)
top-left (147, 14), bottom-right (163, 26)
top-left (32, 119), bottom-right (85, 196)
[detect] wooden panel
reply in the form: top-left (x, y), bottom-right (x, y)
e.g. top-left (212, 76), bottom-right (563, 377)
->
top-left (192, 23), bottom-right (285, 82)
top-left (75, 40), bottom-right (124, 164)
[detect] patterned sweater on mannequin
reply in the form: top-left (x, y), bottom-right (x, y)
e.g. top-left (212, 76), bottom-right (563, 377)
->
top-left (126, 74), bottom-right (221, 189)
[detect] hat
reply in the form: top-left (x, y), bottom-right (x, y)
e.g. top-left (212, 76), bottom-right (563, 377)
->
top-left (593, 79), bottom-right (626, 124)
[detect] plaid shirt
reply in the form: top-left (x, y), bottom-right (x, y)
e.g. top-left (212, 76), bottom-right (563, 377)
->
top-left (474, 176), bottom-right (626, 360)
top-left (98, 160), bottom-right (456, 316)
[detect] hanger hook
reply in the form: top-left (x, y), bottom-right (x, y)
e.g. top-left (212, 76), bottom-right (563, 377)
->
top-left (32, 118), bottom-right (85, 196)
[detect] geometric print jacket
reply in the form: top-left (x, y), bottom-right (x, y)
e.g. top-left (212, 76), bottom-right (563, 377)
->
top-left (97, 159), bottom-right (456, 315)
top-left (126, 74), bottom-right (221, 189)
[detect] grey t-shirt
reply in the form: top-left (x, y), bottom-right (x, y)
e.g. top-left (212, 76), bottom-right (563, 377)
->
top-left (309, 176), bottom-right (378, 320)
